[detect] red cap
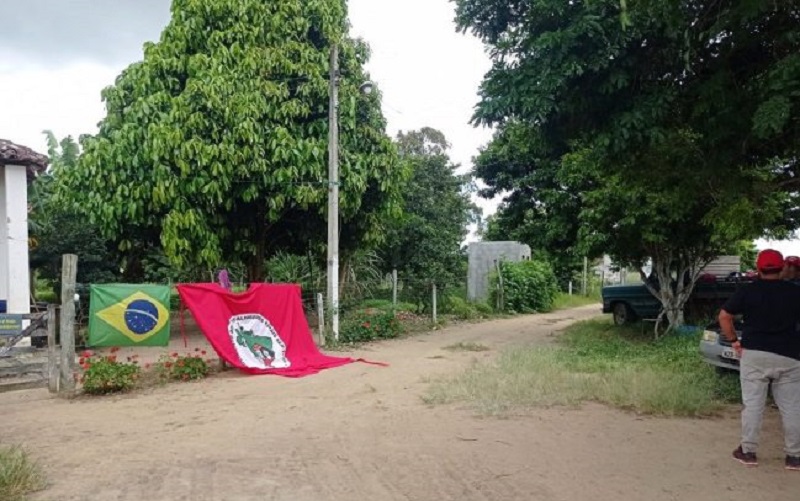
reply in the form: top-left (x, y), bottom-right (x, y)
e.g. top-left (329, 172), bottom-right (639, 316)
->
top-left (785, 256), bottom-right (800, 267)
top-left (757, 249), bottom-right (784, 272)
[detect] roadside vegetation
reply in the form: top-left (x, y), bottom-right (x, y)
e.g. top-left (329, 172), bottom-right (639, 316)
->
top-left (0, 445), bottom-right (46, 501)
top-left (424, 318), bottom-right (739, 417)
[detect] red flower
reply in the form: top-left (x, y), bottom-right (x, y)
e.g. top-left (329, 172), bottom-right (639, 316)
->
top-left (84, 362), bottom-right (92, 370)
top-left (201, 350), bottom-right (207, 356)
top-left (164, 361), bottom-right (173, 368)
top-left (81, 350), bottom-right (93, 358)
top-left (110, 346), bottom-right (120, 354)
top-left (78, 357), bottom-right (85, 365)
top-left (171, 352), bottom-right (179, 358)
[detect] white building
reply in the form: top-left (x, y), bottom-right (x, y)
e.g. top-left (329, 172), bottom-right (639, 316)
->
top-left (0, 139), bottom-right (48, 326)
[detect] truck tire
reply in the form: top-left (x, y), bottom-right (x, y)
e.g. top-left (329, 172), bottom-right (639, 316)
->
top-left (612, 302), bottom-right (634, 326)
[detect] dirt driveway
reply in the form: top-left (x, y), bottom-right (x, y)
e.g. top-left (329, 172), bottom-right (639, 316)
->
top-left (2, 305), bottom-right (799, 500)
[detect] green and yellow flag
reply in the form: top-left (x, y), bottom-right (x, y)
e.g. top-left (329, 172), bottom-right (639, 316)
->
top-left (88, 284), bottom-right (171, 347)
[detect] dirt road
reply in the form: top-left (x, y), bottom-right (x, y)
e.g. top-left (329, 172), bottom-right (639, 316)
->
top-left (3, 305), bottom-right (799, 500)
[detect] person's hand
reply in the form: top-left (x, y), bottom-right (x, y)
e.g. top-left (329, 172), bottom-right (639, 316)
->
top-left (733, 340), bottom-right (743, 357)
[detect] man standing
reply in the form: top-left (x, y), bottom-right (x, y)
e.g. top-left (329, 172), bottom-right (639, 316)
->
top-left (782, 255), bottom-right (800, 281)
top-left (719, 249), bottom-right (800, 470)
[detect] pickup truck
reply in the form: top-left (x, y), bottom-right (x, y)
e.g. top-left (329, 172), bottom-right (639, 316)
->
top-left (601, 275), bottom-right (752, 326)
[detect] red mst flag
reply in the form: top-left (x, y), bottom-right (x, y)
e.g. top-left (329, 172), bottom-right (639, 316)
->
top-left (177, 283), bottom-right (355, 377)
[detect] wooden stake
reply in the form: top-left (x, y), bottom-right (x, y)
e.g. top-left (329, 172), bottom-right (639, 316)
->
top-left (59, 254), bottom-right (78, 395)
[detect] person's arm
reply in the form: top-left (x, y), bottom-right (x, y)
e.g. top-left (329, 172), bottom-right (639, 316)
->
top-left (719, 308), bottom-right (743, 355)
top-left (718, 309), bottom-right (739, 343)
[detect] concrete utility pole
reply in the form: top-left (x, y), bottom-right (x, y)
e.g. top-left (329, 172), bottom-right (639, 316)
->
top-left (327, 44), bottom-right (340, 341)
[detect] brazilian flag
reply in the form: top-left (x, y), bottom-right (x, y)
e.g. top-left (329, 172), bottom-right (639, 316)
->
top-left (88, 284), bottom-right (171, 346)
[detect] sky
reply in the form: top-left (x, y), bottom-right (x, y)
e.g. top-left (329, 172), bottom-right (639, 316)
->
top-left (0, 0), bottom-right (796, 255)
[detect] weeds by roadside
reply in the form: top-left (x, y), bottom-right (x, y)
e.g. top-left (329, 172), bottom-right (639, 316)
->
top-left (443, 342), bottom-right (490, 352)
top-left (0, 445), bottom-right (45, 501)
top-left (423, 318), bottom-right (739, 417)
top-left (550, 292), bottom-right (601, 311)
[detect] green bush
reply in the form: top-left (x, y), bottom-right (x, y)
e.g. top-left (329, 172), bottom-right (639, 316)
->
top-left (157, 352), bottom-right (211, 381)
top-left (473, 302), bottom-right (494, 315)
top-left (491, 259), bottom-right (559, 313)
top-left (339, 311), bottom-right (404, 343)
top-left (444, 296), bottom-right (493, 320)
top-left (79, 349), bottom-right (140, 394)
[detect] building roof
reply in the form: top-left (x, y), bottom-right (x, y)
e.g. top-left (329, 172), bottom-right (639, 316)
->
top-left (0, 139), bottom-right (49, 181)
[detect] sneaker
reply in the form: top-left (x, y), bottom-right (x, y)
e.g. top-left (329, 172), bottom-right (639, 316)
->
top-left (786, 456), bottom-right (800, 471)
top-left (733, 446), bottom-right (758, 467)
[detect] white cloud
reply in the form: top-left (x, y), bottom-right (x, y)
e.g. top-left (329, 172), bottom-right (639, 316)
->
top-left (0, 62), bottom-right (119, 153)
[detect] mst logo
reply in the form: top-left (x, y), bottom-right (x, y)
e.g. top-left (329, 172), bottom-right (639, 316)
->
top-left (227, 314), bottom-right (291, 370)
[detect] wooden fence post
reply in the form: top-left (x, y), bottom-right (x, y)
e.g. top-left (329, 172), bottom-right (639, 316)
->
top-left (432, 283), bottom-right (438, 324)
top-left (59, 254), bottom-right (78, 395)
top-left (46, 304), bottom-right (58, 393)
top-left (392, 269), bottom-right (398, 309)
top-left (316, 292), bottom-right (325, 346)
top-left (495, 260), bottom-right (504, 312)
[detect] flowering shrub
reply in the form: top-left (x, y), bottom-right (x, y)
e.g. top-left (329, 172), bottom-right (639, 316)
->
top-left (339, 311), bottom-right (404, 343)
top-left (79, 348), bottom-right (140, 395)
top-left (156, 349), bottom-right (212, 381)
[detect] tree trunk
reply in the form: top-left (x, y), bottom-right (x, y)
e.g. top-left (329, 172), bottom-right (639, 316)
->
top-left (641, 247), bottom-right (708, 335)
top-left (247, 212), bottom-right (268, 282)
top-left (248, 243), bottom-right (265, 282)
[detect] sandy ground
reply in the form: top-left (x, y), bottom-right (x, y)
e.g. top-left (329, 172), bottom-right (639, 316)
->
top-left (2, 304), bottom-right (800, 501)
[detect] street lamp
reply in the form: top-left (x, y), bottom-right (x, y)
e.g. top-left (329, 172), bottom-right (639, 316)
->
top-left (359, 81), bottom-right (376, 95)
top-left (327, 45), bottom-right (375, 342)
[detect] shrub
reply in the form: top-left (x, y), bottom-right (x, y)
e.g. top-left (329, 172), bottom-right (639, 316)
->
top-left (79, 348), bottom-right (140, 395)
top-left (156, 350), bottom-right (211, 381)
top-left (445, 296), bottom-right (484, 320)
top-left (339, 311), bottom-right (404, 343)
top-left (473, 302), bottom-right (494, 315)
top-left (491, 259), bottom-right (559, 313)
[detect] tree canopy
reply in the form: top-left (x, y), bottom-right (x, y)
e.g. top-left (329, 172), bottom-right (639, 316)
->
top-left (454, 0), bottom-right (800, 325)
top-left (30, 132), bottom-right (120, 296)
top-left (379, 127), bottom-right (480, 307)
top-left (56, 0), bottom-right (404, 280)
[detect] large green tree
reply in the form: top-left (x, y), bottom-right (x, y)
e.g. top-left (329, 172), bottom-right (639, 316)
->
top-left (57, 0), bottom-right (403, 280)
top-left (380, 127), bottom-right (480, 309)
top-left (30, 131), bottom-right (120, 297)
top-left (454, 0), bottom-right (799, 326)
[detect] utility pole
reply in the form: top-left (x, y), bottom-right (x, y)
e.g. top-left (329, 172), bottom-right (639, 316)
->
top-left (327, 44), bottom-right (340, 341)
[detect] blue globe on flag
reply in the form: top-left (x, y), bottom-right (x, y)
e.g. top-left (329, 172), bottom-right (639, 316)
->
top-left (124, 299), bottom-right (160, 335)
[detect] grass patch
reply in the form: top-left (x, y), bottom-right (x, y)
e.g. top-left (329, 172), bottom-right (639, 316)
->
top-left (443, 342), bottom-right (490, 352)
top-left (550, 292), bottom-right (601, 311)
top-left (424, 318), bottom-right (739, 417)
top-left (0, 445), bottom-right (46, 501)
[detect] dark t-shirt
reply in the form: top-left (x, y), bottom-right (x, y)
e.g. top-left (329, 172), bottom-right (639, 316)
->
top-left (722, 279), bottom-right (800, 360)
